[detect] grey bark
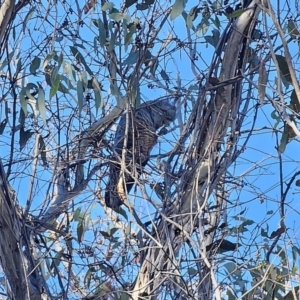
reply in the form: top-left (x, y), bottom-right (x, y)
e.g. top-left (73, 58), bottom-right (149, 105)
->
top-left (132, 1), bottom-right (260, 299)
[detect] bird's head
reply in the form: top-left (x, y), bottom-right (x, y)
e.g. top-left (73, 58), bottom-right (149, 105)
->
top-left (159, 98), bottom-right (177, 125)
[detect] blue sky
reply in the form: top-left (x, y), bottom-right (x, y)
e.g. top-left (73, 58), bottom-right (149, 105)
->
top-left (1, 0), bottom-right (300, 297)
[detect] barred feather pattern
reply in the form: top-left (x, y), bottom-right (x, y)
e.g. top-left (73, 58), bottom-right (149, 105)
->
top-left (105, 98), bottom-right (176, 209)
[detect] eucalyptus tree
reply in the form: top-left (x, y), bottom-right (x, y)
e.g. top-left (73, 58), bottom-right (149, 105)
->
top-left (0, 0), bottom-right (299, 299)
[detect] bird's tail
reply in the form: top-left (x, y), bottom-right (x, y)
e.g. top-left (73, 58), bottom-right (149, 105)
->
top-left (105, 165), bottom-right (134, 209)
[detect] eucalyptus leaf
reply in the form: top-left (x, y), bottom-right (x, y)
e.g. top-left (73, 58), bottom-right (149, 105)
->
top-left (98, 18), bottom-right (106, 47)
top-left (287, 19), bottom-right (300, 39)
top-left (125, 0), bottom-right (138, 8)
top-left (102, 2), bottom-right (114, 11)
top-left (227, 9), bottom-right (245, 18)
top-left (38, 135), bottom-right (47, 166)
top-left (275, 54), bottom-right (292, 84)
top-left (92, 77), bottom-right (103, 112)
top-left (19, 127), bottom-right (34, 151)
top-left (22, 7), bottom-right (35, 33)
top-left (109, 12), bottom-right (130, 22)
top-left (37, 88), bottom-right (47, 124)
top-left (43, 51), bottom-right (57, 70)
top-left (137, 3), bottom-right (149, 10)
top-left (49, 73), bottom-right (60, 98)
top-left (170, 0), bottom-right (187, 21)
top-left (77, 80), bottom-right (84, 114)
top-left (125, 23), bottom-right (136, 45)
top-left (123, 51), bottom-right (139, 65)
top-left (19, 88), bottom-right (28, 116)
top-left (30, 57), bottom-right (41, 74)
top-left (278, 125), bottom-right (289, 153)
top-left (69, 46), bottom-right (93, 75)
top-left (77, 218), bottom-right (85, 243)
top-left (0, 119), bottom-right (7, 135)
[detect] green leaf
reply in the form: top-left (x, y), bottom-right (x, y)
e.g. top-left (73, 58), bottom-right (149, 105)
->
top-left (16, 58), bottom-right (22, 74)
top-left (19, 127), bottom-right (34, 151)
top-left (99, 230), bottom-right (111, 238)
top-left (137, 3), bottom-right (149, 10)
top-left (77, 218), bottom-right (85, 243)
top-left (0, 51), bottom-right (13, 71)
top-left (239, 207), bottom-right (246, 215)
top-left (160, 69), bottom-right (170, 82)
top-left (196, 17), bottom-right (210, 36)
top-left (224, 262), bottom-right (236, 274)
top-left (242, 219), bottom-right (255, 226)
top-left (109, 12), bottom-right (130, 22)
top-left (98, 19), bottom-right (106, 47)
top-left (84, 267), bottom-right (96, 288)
top-left (118, 207), bottom-right (128, 220)
top-left (0, 119), bottom-right (7, 135)
top-left (112, 241), bottom-right (122, 249)
top-left (213, 15), bottom-right (221, 29)
top-left (287, 19), bottom-right (300, 39)
top-left (59, 76), bottom-right (73, 93)
top-left (186, 5), bottom-right (200, 29)
top-left (123, 51), bottom-right (139, 65)
top-left (120, 293), bottom-right (130, 300)
top-left (293, 245), bottom-right (300, 256)
top-left (187, 267), bottom-right (197, 275)
top-left (128, 73), bottom-right (140, 106)
top-left (278, 125), bottom-right (289, 153)
top-left (25, 83), bottom-right (38, 99)
top-left (50, 66), bottom-right (59, 86)
top-left (107, 31), bottom-right (116, 52)
top-left (92, 77), bottom-right (103, 112)
top-left (204, 29), bottom-right (220, 48)
top-left (109, 228), bottom-right (119, 235)
top-left (63, 62), bottom-right (76, 84)
top-left (43, 51), bottom-right (57, 70)
top-left (37, 88), bottom-right (46, 124)
top-left (102, 2), bottom-right (114, 11)
top-left (125, 0), bottom-right (138, 8)
top-left (125, 23), bottom-right (136, 45)
top-left (69, 46), bottom-right (93, 75)
top-left (22, 7), bottom-right (35, 33)
top-left (270, 110), bottom-right (282, 131)
top-left (77, 80), bottom-right (84, 114)
top-left (73, 207), bottom-right (81, 221)
top-left (289, 89), bottom-right (300, 113)
top-left (50, 250), bottom-right (63, 270)
top-left (275, 54), bottom-right (292, 84)
top-left (170, 0), bottom-right (187, 21)
top-left (227, 290), bottom-right (236, 300)
top-left (49, 86), bottom-right (57, 99)
top-left (19, 88), bottom-right (28, 116)
top-left (227, 9), bottom-right (245, 18)
top-left (49, 73), bottom-right (60, 99)
top-left (38, 135), bottom-right (47, 166)
top-left (261, 227), bottom-right (268, 237)
top-left (292, 245), bottom-right (298, 264)
top-left (30, 57), bottom-right (41, 74)
top-left (57, 52), bottom-right (64, 69)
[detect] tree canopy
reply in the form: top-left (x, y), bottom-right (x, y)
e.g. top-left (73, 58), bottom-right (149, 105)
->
top-left (0, 0), bottom-right (300, 299)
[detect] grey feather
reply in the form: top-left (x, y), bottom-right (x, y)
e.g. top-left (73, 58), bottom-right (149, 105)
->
top-left (105, 98), bottom-right (176, 209)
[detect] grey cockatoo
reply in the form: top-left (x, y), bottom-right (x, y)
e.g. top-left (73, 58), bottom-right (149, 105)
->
top-left (105, 97), bottom-right (177, 209)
